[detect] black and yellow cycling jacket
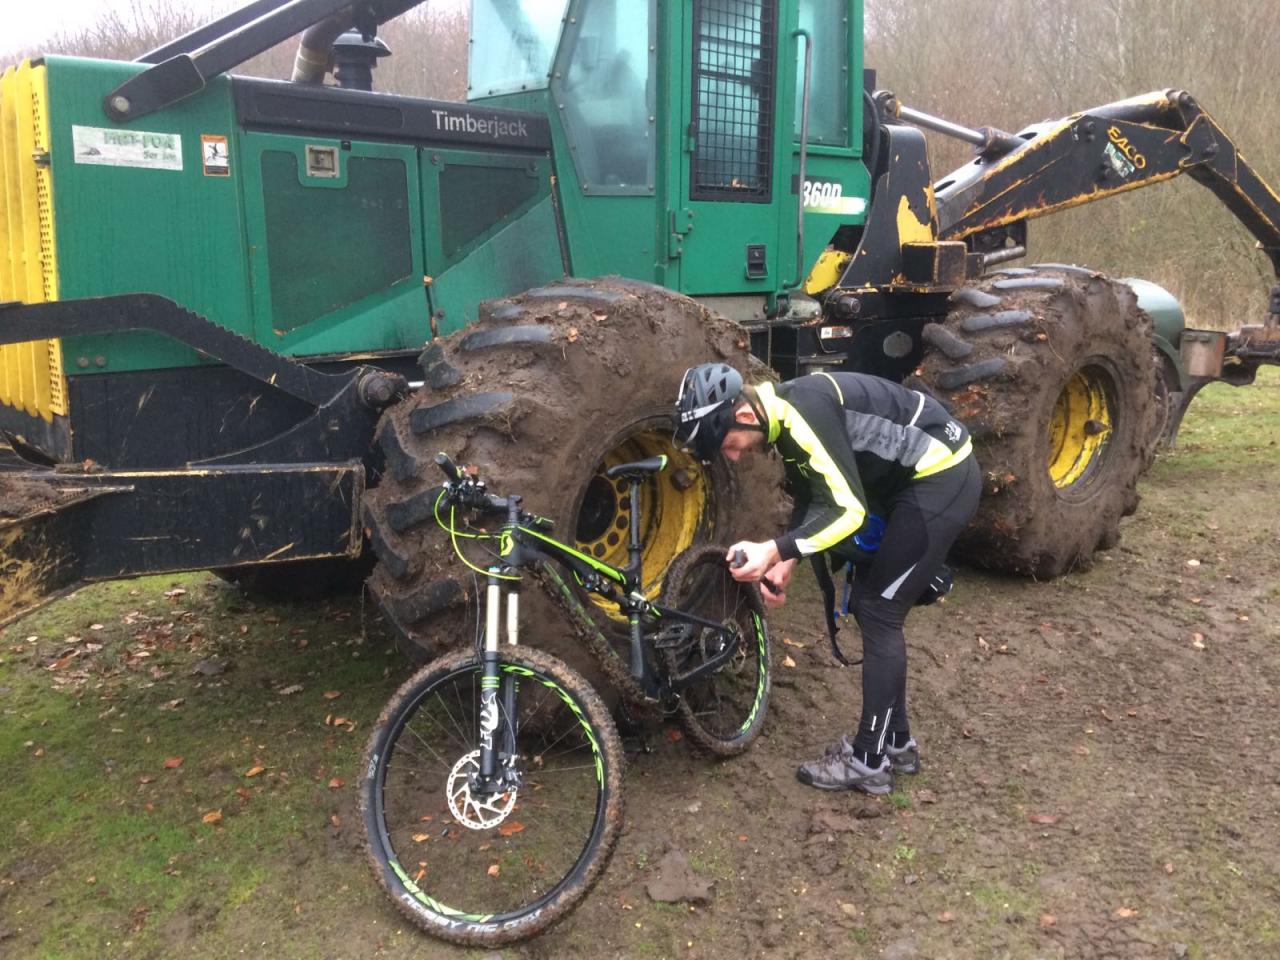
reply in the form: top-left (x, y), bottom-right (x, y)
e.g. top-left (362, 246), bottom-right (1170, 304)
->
top-left (758, 372), bottom-right (973, 561)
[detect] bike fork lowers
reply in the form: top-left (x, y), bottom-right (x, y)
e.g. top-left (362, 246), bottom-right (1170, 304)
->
top-left (479, 566), bottom-right (520, 783)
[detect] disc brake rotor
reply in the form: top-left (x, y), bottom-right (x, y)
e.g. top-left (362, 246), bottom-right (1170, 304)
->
top-left (446, 751), bottom-right (518, 830)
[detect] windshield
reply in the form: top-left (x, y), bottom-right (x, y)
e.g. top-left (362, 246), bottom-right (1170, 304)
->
top-left (469, 0), bottom-right (570, 98)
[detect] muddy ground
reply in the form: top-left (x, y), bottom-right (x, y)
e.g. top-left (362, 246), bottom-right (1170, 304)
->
top-left (1, 370), bottom-right (1277, 960)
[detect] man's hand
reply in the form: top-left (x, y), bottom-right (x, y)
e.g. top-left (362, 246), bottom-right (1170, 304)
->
top-left (759, 557), bottom-right (798, 609)
top-left (726, 540), bottom-right (781, 582)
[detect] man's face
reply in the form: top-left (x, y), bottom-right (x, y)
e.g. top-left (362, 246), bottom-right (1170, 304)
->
top-left (720, 426), bottom-right (760, 462)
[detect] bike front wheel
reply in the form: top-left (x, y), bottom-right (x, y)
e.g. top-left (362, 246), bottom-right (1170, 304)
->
top-left (659, 545), bottom-right (772, 756)
top-left (360, 646), bottom-right (624, 946)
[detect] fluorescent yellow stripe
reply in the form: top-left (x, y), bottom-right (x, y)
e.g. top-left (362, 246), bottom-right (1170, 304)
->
top-left (913, 437), bottom-right (973, 479)
top-left (757, 383), bottom-right (866, 554)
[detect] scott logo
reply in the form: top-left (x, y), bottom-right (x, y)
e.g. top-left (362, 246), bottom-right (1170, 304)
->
top-left (1106, 127), bottom-right (1147, 170)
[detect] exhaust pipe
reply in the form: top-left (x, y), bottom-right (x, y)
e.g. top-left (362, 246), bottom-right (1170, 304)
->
top-left (291, 10), bottom-right (354, 84)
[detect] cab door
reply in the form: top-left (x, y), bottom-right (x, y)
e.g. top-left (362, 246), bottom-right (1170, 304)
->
top-left (674, 0), bottom-right (791, 297)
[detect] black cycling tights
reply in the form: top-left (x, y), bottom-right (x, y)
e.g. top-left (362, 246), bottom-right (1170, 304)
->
top-left (845, 455), bottom-right (982, 757)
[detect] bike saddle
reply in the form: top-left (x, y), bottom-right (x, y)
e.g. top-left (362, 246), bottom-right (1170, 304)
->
top-left (604, 455), bottom-right (667, 480)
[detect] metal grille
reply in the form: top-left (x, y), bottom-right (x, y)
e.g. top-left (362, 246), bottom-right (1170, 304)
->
top-left (690, 0), bottom-right (776, 203)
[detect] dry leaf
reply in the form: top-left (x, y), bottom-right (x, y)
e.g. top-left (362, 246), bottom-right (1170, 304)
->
top-left (1191, 633), bottom-right (1206, 650)
top-left (666, 728), bottom-right (683, 743)
top-left (1163, 862), bottom-right (1174, 874)
top-left (782, 638), bottom-right (805, 648)
top-left (328, 777), bottom-right (345, 789)
top-left (1028, 813), bottom-right (1060, 825)
top-left (33, 747), bottom-right (45, 758)
top-left (329, 814), bottom-right (341, 828)
top-left (1040, 914), bottom-right (1057, 927)
top-left (412, 833), bottom-right (430, 843)
top-left (245, 765), bottom-right (265, 778)
top-left (201, 809), bottom-right (223, 825)
top-left (781, 655), bottom-right (797, 669)
top-left (567, 327), bottom-right (580, 343)
top-left (937, 910), bottom-right (955, 923)
top-left (138, 775), bottom-right (156, 784)
top-left (1114, 907), bottom-right (1138, 919)
top-left (164, 588), bottom-right (187, 598)
top-left (487, 864), bottom-right (501, 878)
top-left (916, 789), bottom-right (939, 804)
top-left (323, 690), bottom-right (342, 700)
top-left (163, 756), bottom-right (184, 769)
top-left (737, 834), bottom-right (749, 842)
top-left (497, 822), bottom-right (525, 837)
top-left (1185, 558), bottom-right (1201, 567)
top-left (278, 684), bottom-right (303, 696)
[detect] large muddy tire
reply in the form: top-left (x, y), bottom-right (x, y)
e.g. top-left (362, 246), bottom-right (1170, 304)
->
top-left (914, 267), bottom-right (1156, 577)
top-left (362, 278), bottom-right (782, 692)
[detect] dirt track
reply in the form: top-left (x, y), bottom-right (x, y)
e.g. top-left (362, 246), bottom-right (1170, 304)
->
top-left (1, 372), bottom-right (1277, 960)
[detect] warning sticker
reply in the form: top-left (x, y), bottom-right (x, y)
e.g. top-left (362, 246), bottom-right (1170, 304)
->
top-left (72, 125), bottom-right (183, 171)
top-left (202, 135), bottom-right (230, 176)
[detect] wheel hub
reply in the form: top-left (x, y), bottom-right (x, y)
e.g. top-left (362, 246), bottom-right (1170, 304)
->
top-left (1048, 365), bottom-right (1115, 492)
top-left (574, 428), bottom-right (709, 615)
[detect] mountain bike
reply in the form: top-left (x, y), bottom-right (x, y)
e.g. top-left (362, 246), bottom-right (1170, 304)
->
top-left (359, 453), bottom-right (771, 946)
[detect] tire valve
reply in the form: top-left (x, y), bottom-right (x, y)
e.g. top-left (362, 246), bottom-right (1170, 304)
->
top-left (1084, 419), bottom-right (1108, 436)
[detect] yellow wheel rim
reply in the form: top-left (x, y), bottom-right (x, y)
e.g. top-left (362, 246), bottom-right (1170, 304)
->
top-left (575, 430), bottom-right (708, 619)
top-left (1047, 366), bottom-right (1114, 490)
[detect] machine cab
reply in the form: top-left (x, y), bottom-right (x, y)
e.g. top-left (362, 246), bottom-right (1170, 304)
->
top-left (468, 0), bottom-right (870, 313)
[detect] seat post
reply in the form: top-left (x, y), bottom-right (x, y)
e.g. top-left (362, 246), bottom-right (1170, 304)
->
top-left (626, 478), bottom-right (644, 577)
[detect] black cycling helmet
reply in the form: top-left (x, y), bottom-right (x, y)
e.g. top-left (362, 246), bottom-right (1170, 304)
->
top-left (673, 362), bottom-right (744, 461)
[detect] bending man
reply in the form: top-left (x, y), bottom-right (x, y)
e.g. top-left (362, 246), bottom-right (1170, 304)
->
top-left (674, 363), bottom-right (980, 794)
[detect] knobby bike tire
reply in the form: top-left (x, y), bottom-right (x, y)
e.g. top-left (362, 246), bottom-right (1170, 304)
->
top-left (659, 545), bottom-right (772, 757)
top-left (359, 647), bottom-right (625, 946)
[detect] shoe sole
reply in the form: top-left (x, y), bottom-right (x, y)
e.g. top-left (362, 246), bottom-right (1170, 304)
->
top-left (795, 768), bottom-right (893, 795)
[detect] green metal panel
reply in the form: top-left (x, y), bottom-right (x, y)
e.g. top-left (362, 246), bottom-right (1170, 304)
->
top-left (791, 0), bottom-right (871, 281)
top-left (419, 148), bottom-right (564, 334)
top-left (42, 56), bottom-right (253, 375)
top-left (477, 88), bottom-right (666, 285)
top-left (239, 132), bottom-right (429, 355)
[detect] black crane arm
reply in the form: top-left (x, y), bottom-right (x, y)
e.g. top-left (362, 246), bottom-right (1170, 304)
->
top-left (929, 90), bottom-right (1280, 280)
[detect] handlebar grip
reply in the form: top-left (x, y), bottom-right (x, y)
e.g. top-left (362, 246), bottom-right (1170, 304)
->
top-left (731, 548), bottom-right (747, 569)
top-left (435, 452), bottom-right (462, 482)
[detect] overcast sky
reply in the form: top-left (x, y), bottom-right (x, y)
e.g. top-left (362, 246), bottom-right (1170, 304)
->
top-left (3, 0), bottom-right (464, 60)
top-left (5, 0), bottom-right (228, 57)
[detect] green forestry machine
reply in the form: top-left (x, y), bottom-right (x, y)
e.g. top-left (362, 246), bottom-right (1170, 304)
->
top-left (2, 0), bottom-right (1279, 657)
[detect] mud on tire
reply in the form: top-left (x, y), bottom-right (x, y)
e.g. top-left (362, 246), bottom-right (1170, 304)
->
top-left (362, 278), bottom-right (782, 685)
top-left (914, 267), bottom-right (1156, 577)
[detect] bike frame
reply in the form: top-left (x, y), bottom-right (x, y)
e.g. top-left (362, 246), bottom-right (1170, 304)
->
top-left (466, 472), bottom-right (747, 791)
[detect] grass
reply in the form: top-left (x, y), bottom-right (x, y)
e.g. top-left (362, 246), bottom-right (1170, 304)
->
top-left (0, 572), bottom-right (408, 959)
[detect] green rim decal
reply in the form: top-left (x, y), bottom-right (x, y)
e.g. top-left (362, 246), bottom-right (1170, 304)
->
top-left (501, 665), bottom-right (604, 785)
top-left (390, 860), bottom-right (493, 922)
top-left (739, 612), bottom-right (769, 733)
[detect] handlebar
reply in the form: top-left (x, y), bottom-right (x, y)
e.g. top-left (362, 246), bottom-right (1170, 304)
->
top-left (434, 452), bottom-right (554, 530)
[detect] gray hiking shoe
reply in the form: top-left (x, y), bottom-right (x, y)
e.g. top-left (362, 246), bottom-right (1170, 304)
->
top-left (823, 735), bottom-right (920, 775)
top-left (797, 736), bottom-right (893, 794)
top-left (884, 738), bottom-right (921, 775)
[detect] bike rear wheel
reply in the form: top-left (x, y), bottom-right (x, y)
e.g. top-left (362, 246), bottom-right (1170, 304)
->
top-left (659, 545), bottom-right (772, 756)
top-left (360, 647), bottom-right (624, 946)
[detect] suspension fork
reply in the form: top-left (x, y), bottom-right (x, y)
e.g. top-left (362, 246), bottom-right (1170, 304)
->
top-left (479, 567), bottom-right (521, 783)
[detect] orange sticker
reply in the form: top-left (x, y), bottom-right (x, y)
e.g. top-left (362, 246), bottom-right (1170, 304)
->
top-left (202, 134), bottom-right (230, 176)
